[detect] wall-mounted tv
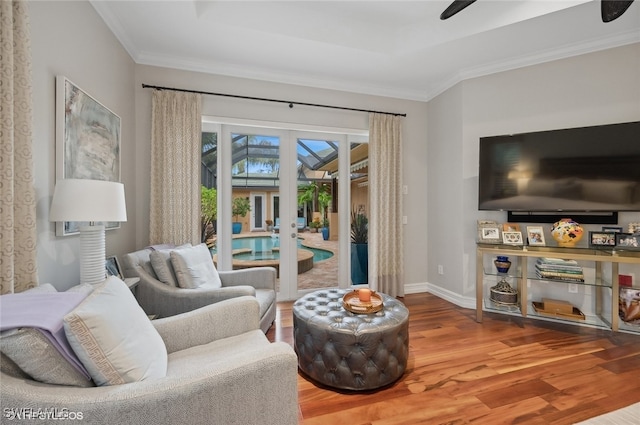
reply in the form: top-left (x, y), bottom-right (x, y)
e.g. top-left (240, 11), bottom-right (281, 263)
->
top-left (478, 121), bottom-right (640, 218)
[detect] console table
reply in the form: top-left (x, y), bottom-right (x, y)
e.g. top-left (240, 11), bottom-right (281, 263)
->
top-left (476, 244), bottom-right (640, 333)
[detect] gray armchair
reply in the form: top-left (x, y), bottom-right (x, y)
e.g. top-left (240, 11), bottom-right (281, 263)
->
top-left (1, 296), bottom-right (299, 425)
top-left (122, 247), bottom-right (276, 333)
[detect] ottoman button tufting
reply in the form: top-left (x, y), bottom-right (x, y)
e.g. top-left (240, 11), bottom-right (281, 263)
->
top-left (293, 289), bottom-right (409, 391)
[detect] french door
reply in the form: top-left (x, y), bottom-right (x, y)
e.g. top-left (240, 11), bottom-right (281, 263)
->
top-left (203, 119), bottom-right (366, 300)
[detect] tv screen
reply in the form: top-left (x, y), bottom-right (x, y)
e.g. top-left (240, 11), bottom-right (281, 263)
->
top-left (478, 121), bottom-right (640, 212)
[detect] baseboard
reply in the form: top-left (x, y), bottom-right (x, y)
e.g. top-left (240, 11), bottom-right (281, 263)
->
top-left (403, 282), bottom-right (429, 294)
top-left (403, 281), bottom-right (475, 310)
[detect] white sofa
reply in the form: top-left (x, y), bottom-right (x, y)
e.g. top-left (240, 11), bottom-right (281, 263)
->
top-left (1, 294), bottom-right (298, 425)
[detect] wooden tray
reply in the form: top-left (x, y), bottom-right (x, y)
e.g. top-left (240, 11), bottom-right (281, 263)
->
top-left (532, 301), bottom-right (585, 321)
top-left (343, 290), bottom-right (384, 314)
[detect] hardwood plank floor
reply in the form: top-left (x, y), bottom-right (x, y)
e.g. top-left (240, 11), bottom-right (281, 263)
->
top-left (266, 292), bottom-right (640, 424)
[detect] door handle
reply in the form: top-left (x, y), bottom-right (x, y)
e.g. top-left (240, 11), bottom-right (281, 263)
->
top-left (291, 233), bottom-right (296, 239)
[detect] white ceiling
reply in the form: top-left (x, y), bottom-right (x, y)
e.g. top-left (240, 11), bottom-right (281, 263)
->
top-left (90, 0), bottom-right (640, 101)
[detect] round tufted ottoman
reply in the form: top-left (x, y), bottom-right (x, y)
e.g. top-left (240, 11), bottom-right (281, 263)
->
top-left (293, 289), bottom-right (409, 391)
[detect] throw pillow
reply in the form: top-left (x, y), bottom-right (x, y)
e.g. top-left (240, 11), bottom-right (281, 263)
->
top-left (149, 243), bottom-right (192, 286)
top-left (170, 243), bottom-right (222, 289)
top-left (0, 327), bottom-right (94, 387)
top-left (0, 285), bottom-right (93, 387)
top-left (63, 276), bottom-right (168, 386)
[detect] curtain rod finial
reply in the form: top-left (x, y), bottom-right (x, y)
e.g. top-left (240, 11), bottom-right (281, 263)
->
top-left (289, 103), bottom-right (294, 109)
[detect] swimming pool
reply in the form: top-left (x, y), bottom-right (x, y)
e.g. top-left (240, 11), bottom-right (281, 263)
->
top-left (214, 236), bottom-right (334, 262)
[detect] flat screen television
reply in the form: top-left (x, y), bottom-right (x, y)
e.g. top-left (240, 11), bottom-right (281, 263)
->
top-left (478, 121), bottom-right (640, 219)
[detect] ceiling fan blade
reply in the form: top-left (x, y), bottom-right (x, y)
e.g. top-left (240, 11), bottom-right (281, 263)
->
top-left (601, 0), bottom-right (634, 22)
top-left (440, 0), bottom-right (478, 20)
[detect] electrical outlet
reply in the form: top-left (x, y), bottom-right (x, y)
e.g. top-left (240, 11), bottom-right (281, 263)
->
top-left (402, 216), bottom-right (408, 225)
top-left (438, 265), bottom-right (444, 275)
top-left (568, 283), bottom-right (578, 293)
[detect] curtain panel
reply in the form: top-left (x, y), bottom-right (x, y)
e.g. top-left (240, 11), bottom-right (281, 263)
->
top-left (149, 90), bottom-right (202, 245)
top-left (0, 0), bottom-right (38, 294)
top-left (368, 113), bottom-right (404, 297)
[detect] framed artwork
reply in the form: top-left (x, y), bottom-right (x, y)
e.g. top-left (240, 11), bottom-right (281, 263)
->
top-left (56, 76), bottom-right (121, 236)
top-left (589, 231), bottom-right (616, 248)
top-left (105, 256), bottom-right (122, 279)
top-left (526, 226), bottom-right (545, 246)
top-left (503, 223), bottom-right (521, 232)
top-left (602, 226), bottom-right (623, 233)
top-left (629, 223), bottom-right (640, 234)
top-left (502, 231), bottom-right (523, 245)
top-left (616, 233), bottom-right (640, 250)
top-left (478, 220), bottom-right (501, 244)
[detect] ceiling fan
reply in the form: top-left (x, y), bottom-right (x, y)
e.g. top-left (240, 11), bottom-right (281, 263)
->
top-left (440, 0), bottom-right (635, 23)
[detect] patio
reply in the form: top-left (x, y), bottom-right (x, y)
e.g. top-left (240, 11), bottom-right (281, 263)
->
top-left (234, 230), bottom-right (339, 290)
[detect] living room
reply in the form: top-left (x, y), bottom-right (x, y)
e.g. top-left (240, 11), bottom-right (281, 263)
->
top-left (2, 0), bottom-right (639, 423)
top-left (26, 1), bottom-right (640, 301)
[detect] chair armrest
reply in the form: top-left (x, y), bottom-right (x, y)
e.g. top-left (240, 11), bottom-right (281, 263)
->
top-left (219, 266), bottom-right (276, 290)
top-left (152, 296), bottom-right (260, 353)
top-left (134, 267), bottom-right (256, 318)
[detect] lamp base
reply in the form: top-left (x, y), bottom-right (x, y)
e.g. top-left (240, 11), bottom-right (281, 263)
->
top-left (79, 224), bottom-right (106, 285)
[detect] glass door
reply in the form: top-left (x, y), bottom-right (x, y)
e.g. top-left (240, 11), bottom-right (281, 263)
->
top-left (204, 119), bottom-right (368, 300)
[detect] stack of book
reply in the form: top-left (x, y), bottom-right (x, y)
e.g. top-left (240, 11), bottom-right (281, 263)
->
top-left (535, 258), bottom-right (584, 282)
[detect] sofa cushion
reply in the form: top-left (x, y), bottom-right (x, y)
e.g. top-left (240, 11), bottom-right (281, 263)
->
top-left (170, 243), bottom-right (222, 289)
top-left (149, 243), bottom-right (192, 287)
top-left (63, 277), bottom-right (168, 386)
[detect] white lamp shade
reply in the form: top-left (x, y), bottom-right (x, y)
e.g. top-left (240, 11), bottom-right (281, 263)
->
top-left (50, 179), bottom-right (127, 223)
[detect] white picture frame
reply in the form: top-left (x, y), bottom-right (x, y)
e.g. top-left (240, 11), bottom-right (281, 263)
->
top-left (502, 231), bottom-right (523, 245)
top-left (55, 76), bottom-right (121, 236)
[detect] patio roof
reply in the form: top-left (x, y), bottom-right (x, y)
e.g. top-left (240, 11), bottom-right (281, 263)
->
top-left (201, 131), bottom-right (368, 189)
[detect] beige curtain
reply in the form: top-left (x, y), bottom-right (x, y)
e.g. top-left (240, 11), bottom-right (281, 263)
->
top-left (0, 0), bottom-right (38, 294)
top-left (369, 113), bottom-right (404, 297)
top-left (149, 90), bottom-right (202, 245)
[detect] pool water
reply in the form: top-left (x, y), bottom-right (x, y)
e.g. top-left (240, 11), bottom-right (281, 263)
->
top-left (217, 236), bottom-right (333, 262)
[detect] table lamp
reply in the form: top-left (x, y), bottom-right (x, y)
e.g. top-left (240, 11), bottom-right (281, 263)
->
top-left (50, 179), bottom-right (127, 285)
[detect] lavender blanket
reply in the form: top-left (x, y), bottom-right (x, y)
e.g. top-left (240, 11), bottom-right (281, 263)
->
top-left (0, 292), bottom-right (90, 379)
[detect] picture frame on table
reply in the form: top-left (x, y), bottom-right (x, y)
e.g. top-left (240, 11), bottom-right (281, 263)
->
top-left (629, 223), bottom-right (640, 234)
top-left (503, 223), bottom-right (521, 232)
top-left (478, 220), bottom-right (501, 244)
top-left (526, 226), bottom-right (546, 246)
top-left (105, 256), bottom-right (122, 279)
top-left (615, 233), bottom-right (640, 250)
top-left (55, 76), bottom-right (121, 236)
top-left (502, 231), bottom-right (523, 245)
top-left (589, 231), bottom-right (616, 248)
top-left (602, 226), bottom-right (623, 233)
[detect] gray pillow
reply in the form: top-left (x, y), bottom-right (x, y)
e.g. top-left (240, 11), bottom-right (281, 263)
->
top-left (0, 328), bottom-right (94, 387)
top-left (149, 244), bottom-right (192, 286)
top-left (0, 283), bottom-right (94, 387)
top-left (64, 277), bottom-right (168, 386)
top-left (170, 243), bottom-right (221, 289)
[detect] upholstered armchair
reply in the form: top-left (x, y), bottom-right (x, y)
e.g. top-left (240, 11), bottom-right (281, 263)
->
top-left (122, 245), bottom-right (277, 333)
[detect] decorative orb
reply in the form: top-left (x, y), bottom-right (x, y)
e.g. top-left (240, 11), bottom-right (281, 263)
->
top-left (551, 218), bottom-right (584, 247)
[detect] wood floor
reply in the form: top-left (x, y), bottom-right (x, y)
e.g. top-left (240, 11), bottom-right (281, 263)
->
top-left (266, 292), bottom-right (640, 424)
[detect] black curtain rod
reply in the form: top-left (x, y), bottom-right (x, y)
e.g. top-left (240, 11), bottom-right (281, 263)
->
top-left (141, 83), bottom-right (407, 117)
